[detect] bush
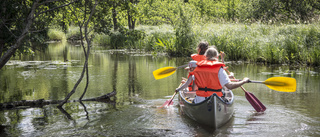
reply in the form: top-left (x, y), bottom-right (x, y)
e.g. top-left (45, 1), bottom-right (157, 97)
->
top-left (47, 28), bottom-right (66, 41)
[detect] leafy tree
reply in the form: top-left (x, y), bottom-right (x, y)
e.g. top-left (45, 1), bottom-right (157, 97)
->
top-left (173, 5), bottom-right (195, 56)
top-left (137, 0), bottom-right (183, 25)
top-left (0, 0), bottom-right (76, 69)
top-left (252, 0), bottom-right (320, 23)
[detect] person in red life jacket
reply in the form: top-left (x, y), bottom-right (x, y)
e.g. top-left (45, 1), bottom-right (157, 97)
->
top-left (185, 41), bottom-right (208, 80)
top-left (181, 61), bottom-right (198, 91)
top-left (176, 47), bottom-right (249, 103)
top-left (190, 41), bottom-right (208, 62)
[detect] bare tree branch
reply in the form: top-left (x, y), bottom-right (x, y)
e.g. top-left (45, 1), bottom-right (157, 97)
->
top-left (80, 0), bottom-right (99, 100)
top-left (58, 0), bottom-right (99, 107)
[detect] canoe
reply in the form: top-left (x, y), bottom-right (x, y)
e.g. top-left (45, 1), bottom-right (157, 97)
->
top-left (178, 85), bottom-right (234, 128)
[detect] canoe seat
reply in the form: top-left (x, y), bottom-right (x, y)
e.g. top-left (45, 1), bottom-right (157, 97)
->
top-left (184, 91), bottom-right (196, 98)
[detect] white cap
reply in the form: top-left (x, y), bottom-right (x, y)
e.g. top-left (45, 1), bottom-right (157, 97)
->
top-left (188, 60), bottom-right (197, 68)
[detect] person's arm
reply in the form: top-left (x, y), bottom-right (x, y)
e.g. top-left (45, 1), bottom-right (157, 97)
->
top-left (176, 76), bottom-right (193, 92)
top-left (224, 77), bottom-right (249, 90)
top-left (218, 68), bottom-right (249, 90)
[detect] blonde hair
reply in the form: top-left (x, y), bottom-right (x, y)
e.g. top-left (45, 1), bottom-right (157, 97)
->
top-left (204, 47), bottom-right (218, 60)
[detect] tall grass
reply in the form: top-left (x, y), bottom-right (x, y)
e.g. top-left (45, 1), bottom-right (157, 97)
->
top-left (192, 23), bottom-right (320, 66)
top-left (63, 23), bottom-right (320, 66)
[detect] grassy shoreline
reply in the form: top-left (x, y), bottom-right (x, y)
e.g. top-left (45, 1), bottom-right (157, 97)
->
top-left (48, 23), bottom-right (320, 66)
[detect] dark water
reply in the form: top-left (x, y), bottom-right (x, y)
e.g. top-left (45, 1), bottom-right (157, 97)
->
top-left (0, 42), bottom-right (319, 136)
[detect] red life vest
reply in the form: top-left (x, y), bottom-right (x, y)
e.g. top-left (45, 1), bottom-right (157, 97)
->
top-left (193, 60), bottom-right (225, 97)
top-left (191, 54), bottom-right (206, 62)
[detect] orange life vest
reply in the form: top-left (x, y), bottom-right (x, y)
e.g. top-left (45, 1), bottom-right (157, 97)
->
top-left (193, 60), bottom-right (225, 97)
top-left (191, 54), bottom-right (206, 62)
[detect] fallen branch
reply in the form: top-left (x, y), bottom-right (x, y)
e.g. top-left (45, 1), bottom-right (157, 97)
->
top-left (0, 91), bottom-right (116, 110)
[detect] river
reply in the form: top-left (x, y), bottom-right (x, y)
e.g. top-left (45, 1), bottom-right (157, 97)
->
top-left (0, 42), bottom-right (319, 136)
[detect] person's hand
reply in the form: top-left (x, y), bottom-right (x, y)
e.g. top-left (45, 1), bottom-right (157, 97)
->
top-left (181, 77), bottom-right (187, 84)
top-left (220, 51), bottom-right (225, 63)
top-left (242, 77), bottom-right (250, 83)
top-left (220, 51), bottom-right (225, 59)
top-left (181, 80), bottom-right (186, 84)
top-left (229, 72), bottom-right (234, 79)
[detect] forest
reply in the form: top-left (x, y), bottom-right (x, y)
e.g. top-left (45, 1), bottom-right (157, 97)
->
top-left (1, 0), bottom-right (320, 67)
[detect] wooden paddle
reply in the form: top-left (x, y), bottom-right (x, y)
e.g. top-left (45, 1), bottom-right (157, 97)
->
top-left (160, 83), bottom-right (183, 108)
top-left (230, 77), bottom-right (297, 92)
top-left (226, 69), bottom-right (266, 112)
top-left (153, 64), bottom-right (188, 80)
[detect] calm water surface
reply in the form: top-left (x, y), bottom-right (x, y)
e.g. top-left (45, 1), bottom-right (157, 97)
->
top-left (0, 42), bottom-right (319, 136)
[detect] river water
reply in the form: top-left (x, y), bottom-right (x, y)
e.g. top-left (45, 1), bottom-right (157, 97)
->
top-left (0, 42), bottom-right (319, 136)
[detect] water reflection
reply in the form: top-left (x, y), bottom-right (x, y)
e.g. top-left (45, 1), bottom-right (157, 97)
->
top-left (79, 101), bottom-right (89, 120)
top-left (0, 42), bottom-right (319, 136)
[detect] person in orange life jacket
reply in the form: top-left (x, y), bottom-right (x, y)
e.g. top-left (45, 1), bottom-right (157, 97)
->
top-left (190, 41), bottom-right (208, 62)
top-left (176, 47), bottom-right (249, 103)
top-left (181, 49), bottom-right (230, 92)
top-left (184, 41), bottom-right (208, 88)
top-left (182, 46), bottom-right (230, 91)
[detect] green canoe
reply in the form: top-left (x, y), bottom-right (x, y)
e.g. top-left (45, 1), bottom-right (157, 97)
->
top-left (178, 86), bottom-right (234, 128)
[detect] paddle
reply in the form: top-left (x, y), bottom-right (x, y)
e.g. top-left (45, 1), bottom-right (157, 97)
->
top-left (226, 69), bottom-right (266, 112)
top-left (153, 64), bottom-right (188, 80)
top-left (160, 83), bottom-right (183, 108)
top-left (230, 77), bottom-right (296, 92)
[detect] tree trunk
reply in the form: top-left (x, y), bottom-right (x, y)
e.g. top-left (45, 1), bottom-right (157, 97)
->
top-left (0, 91), bottom-right (116, 110)
top-left (128, 9), bottom-right (132, 29)
top-left (112, 2), bottom-right (118, 31)
top-left (127, 0), bottom-right (136, 30)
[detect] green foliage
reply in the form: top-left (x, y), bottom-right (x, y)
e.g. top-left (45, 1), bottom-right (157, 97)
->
top-left (0, 0), bottom-right (65, 59)
top-left (47, 28), bottom-right (66, 41)
top-left (190, 23), bottom-right (320, 66)
top-left (136, 0), bottom-right (319, 24)
top-left (137, 0), bottom-right (185, 25)
top-left (172, 5), bottom-right (195, 56)
top-left (2, 0), bottom-right (320, 66)
top-left (94, 26), bottom-right (145, 49)
top-left (251, 0), bottom-right (320, 23)
top-left (66, 25), bottom-right (82, 41)
top-left (139, 25), bottom-right (175, 53)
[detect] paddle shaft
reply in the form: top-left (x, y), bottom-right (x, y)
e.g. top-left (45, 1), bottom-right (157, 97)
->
top-left (230, 79), bottom-right (264, 83)
top-left (167, 92), bottom-right (177, 105)
top-left (161, 83), bottom-right (183, 108)
top-left (167, 83), bottom-right (183, 105)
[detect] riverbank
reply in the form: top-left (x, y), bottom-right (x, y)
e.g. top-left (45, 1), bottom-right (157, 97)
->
top-left (48, 23), bottom-right (320, 66)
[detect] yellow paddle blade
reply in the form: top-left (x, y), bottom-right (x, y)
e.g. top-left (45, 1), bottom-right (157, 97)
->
top-left (264, 77), bottom-right (296, 92)
top-left (153, 67), bottom-right (177, 80)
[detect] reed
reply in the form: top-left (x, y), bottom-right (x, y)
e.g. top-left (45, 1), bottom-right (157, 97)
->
top-left (191, 23), bottom-right (320, 66)
top-left (47, 28), bottom-right (66, 41)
